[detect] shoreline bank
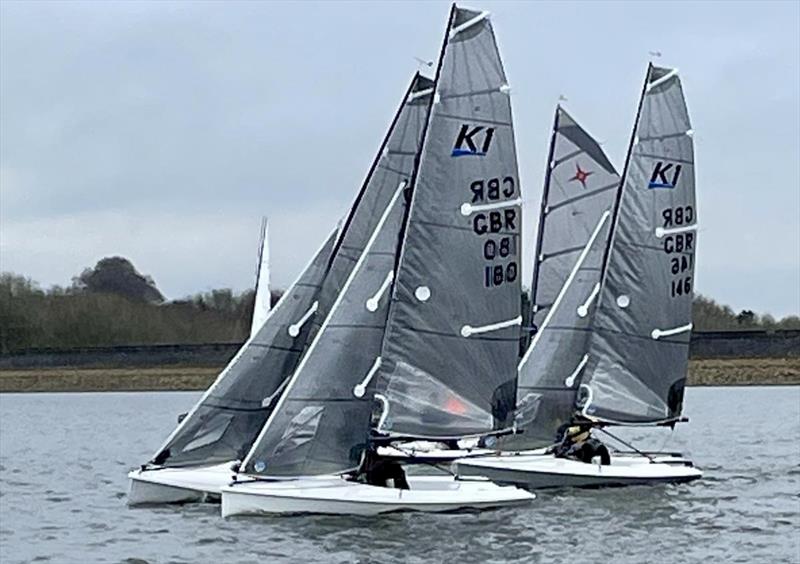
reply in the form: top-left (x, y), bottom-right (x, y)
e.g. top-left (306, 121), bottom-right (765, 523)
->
top-left (0, 357), bottom-right (798, 393)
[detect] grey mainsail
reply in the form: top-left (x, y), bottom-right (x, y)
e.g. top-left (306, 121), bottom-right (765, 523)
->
top-left (241, 184), bottom-right (408, 477)
top-left (578, 65), bottom-right (696, 425)
top-left (152, 229), bottom-right (338, 468)
top-left (375, 6), bottom-right (523, 438)
top-left (514, 107), bottom-right (620, 447)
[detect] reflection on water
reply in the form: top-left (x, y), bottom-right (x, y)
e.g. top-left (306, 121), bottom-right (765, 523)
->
top-left (1, 387), bottom-right (798, 564)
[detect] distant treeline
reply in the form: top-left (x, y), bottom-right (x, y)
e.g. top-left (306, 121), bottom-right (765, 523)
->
top-left (1, 257), bottom-right (798, 353)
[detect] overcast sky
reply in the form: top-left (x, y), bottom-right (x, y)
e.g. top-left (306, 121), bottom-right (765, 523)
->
top-left (1, 0), bottom-right (798, 317)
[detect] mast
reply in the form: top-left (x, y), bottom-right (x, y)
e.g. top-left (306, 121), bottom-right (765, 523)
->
top-left (528, 107), bottom-right (560, 334)
top-left (594, 63), bottom-right (652, 292)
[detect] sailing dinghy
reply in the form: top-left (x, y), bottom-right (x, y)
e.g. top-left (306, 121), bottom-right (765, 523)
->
top-left (456, 65), bottom-right (702, 488)
top-left (221, 5), bottom-right (535, 516)
top-left (129, 72), bottom-right (434, 505)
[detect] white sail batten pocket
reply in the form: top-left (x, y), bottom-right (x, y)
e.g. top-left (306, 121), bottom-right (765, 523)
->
top-left (353, 357), bottom-right (382, 398)
top-left (564, 354), bottom-right (589, 387)
top-left (576, 283), bottom-right (601, 318)
top-left (460, 197), bottom-right (522, 216)
top-left (288, 301), bottom-right (319, 337)
top-left (366, 271), bottom-right (394, 312)
top-left (461, 315), bottom-right (522, 338)
top-left (654, 224), bottom-right (697, 239)
top-left (651, 323), bottom-right (693, 340)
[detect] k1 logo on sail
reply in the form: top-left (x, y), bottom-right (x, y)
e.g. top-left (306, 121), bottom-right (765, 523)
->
top-left (452, 124), bottom-right (495, 157)
top-left (648, 161), bottom-right (682, 189)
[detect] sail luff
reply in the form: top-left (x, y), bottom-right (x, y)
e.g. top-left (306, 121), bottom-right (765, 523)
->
top-left (325, 72), bottom-right (424, 273)
top-left (593, 64), bottom-right (652, 295)
top-left (528, 107), bottom-right (561, 332)
top-left (387, 5), bottom-right (456, 280)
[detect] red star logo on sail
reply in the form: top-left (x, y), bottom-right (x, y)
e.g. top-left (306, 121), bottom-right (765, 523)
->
top-left (569, 163), bottom-right (593, 189)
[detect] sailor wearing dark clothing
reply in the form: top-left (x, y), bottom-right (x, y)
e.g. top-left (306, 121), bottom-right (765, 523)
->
top-left (359, 449), bottom-right (410, 489)
top-left (551, 424), bottom-right (611, 465)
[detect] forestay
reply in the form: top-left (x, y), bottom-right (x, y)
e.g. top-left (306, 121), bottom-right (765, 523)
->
top-left (241, 184), bottom-right (408, 477)
top-left (375, 6), bottom-right (523, 438)
top-left (514, 107), bottom-right (620, 447)
top-left (578, 65), bottom-right (696, 424)
top-left (151, 230), bottom-right (338, 468)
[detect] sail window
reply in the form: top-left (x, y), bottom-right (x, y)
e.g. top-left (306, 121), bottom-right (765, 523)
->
top-left (414, 286), bottom-right (431, 302)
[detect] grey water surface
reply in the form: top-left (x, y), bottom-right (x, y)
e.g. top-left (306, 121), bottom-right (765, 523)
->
top-left (1, 387), bottom-right (798, 564)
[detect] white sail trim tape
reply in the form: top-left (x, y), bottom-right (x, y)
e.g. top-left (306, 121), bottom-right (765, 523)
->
top-left (449, 10), bottom-right (490, 38)
top-left (288, 301), bottom-right (318, 337)
top-left (461, 315), bottom-right (522, 338)
top-left (519, 209), bottom-right (611, 369)
top-left (651, 323), bottom-right (693, 340)
top-left (564, 354), bottom-right (589, 387)
top-left (654, 224), bottom-right (697, 238)
top-left (577, 283), bottom-right (601, 318)
top-left (353, 357), bottom-right (382, 398)
top-left (647, 68), bottom-right (679, 91)
top-left (408, 87), bottom-right (434, 102)
top-left (460, 197), bottom-right (522, 216)
top-left (374, 393), bottom-right (390, 432)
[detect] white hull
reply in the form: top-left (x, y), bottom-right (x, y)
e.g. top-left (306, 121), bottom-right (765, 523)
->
top-left (221, 475), bottom-right (534, 517)
top-left (454, 452), bottom-right (702, 490)
top-left (127, 462), bottom-right (237, 505)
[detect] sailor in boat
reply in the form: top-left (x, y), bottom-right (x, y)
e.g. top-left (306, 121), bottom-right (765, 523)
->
top-left (357, 446), bottom-right (410, 490)
top-left (549, 423), bottom-right (611, 465)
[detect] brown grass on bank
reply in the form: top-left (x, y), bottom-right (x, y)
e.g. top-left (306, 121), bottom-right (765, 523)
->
top-left (1, 358), bottom-right (798, 393)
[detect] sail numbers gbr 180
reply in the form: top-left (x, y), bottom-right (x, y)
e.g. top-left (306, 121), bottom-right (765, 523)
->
top-left (465, 175), bottom-right (519, 288)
